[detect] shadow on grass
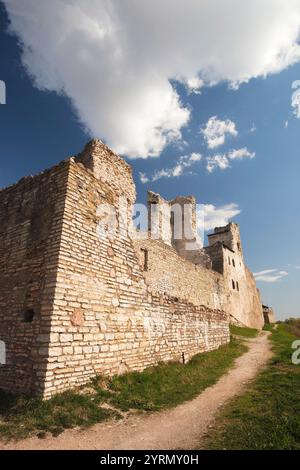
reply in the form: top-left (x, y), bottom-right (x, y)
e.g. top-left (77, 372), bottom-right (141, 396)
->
top-left (0, 389), bottom-right (118, 440)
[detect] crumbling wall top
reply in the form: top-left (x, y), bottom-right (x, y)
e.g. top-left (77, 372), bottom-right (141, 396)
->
top-left (76, 139), bottom-right (136, 204)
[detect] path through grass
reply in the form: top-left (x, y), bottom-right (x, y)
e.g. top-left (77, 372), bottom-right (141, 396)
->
top-left (204, 323), bottom-right (300, 450)
top-left (0, 337), bottom-right (246, 441)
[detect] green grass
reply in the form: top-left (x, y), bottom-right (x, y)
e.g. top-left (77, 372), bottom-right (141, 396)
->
top-left (284, 317), bottom-right (300, 338)
top-left (230, 324), bottom-right (259, 338)
top-left (204, 323), bottom-right (300, 450)
top-left (263, 323), bottom-right (274, 332)
top-left (0, 389), bottom-right (119, 440)
top-left (0, 338), bottom-right (246, 441)
top-left (108, 338), bottom-right (247, 411)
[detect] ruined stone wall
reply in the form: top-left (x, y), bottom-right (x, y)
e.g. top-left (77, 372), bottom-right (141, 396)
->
top-left (207, 225), bottom-right (264, 329)
top-left (222, 246), bottom-right (264, 329)
top-left (41, 153), bottom-right (230, 397)
top-left (0, 162), bottom-right (69, 395)
top-left (134, 238), bottom-right (226, 311)
top-left (0, 138), bottom-right (266, 397)
top-left (147, 192), bottom-right (211, 268)
top-left (209, 223), bottom-right (243, 255)
top-left (2, 140), bottom-right (267, 397)
top-left (263, 306), bottom-right (276, 324)
top-left (147, 191), bottom-right (172, 245)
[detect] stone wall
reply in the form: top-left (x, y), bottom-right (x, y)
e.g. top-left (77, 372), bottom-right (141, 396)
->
top-left (207, 226), bottom-right (264, 329)
top-left (0, 162), bottom-right (69, 395)
top-left (263, 306), bottom-right (276, 324)
top-left (147, 192), bottom-right (211, 268)
top-left (40, 153), bottom-right (229, 397)
top-left (0, 139), bottom-right (264, 397)
top-left (134, 238), bottom-right (226, 311)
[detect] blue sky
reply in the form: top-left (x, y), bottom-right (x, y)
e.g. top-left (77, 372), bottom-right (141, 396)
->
top-left (1, 1), bottom-right (300, 319)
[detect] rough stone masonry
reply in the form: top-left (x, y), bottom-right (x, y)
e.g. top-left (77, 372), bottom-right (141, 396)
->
top-left (0, 140), bottom-right (265, 397)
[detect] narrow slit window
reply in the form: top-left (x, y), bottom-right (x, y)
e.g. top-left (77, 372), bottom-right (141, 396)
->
top-left (232, 280), bottom-right (236, 290)
top-left (232, 259), bottom-right (235, 267)
top-left (236, 281), bottom-right (239, 291)
top-left (228, 256), bottom-right (231, 265)
top-left (141, 248), bottom-right (149, 272)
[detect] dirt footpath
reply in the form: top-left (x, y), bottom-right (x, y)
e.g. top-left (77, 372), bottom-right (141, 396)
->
top-left (0, 332), bottom-right (272, 450)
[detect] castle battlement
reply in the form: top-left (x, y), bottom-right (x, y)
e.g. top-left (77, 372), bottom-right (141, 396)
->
top-left (0, 141), bottom-right (264, 397)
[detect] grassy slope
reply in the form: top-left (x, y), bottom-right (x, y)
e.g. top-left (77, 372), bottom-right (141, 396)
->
top-left (108, 338), bottom-right (247, 411)
top-left (230, 324), bottom-right (258, 338)
top-left (204, 324), bottom-right (300, 450)
top-left (0, 338), bottom-right (246, 440)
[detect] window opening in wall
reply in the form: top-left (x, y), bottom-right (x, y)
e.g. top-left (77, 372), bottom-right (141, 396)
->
top-left (232, 259), bottom-right (235, 267)
top-left (22, 309), bottom-right (35, 323)
top-left (236, 281), bottom-right (239, 291)
top-left (232, 280), bottom-right (236, 290)
top-left (182, 352), bottom-right (185, 364)
top-left (237, 242), bottom-right (241, 251)
top-left (228, 256), bottom-right (231, 265)
top-left (141, 248), bottom-right (149, 272)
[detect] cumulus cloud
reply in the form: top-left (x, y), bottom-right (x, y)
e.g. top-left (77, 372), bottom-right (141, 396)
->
top-left (140, 152), bottom-right (202, 183)
top-left (201, 203), bottom-right (241, 231)
top-left (206, 147), bottom-right (255, 173)
top-left (201, 116), bottom-right (238, 149)
top-left (185, 76), bottom-right (204, 95)
top-left (227, 147), bottom-right (255, 160)
top-left (206, 154), bottom-right (230, 173)
top-left (4, 0), bottom-right (300, 158)
top-left (292, 80), bottom-right (300, 118)
top-left (254, 269), bottom-right (288, 283)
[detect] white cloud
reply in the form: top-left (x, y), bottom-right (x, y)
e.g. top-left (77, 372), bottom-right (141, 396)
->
top-left (4, 1), bottom-right (300, 158)
top-left (206, 147), bottom-right (255, 173)
top-left (254, 269), bottom-right (288, 283)
top-left (201, 203), bottom-right (241, 232)
top-left (201, 116), bottom-right (238, 149)
top-left (249, 125), bottom-right (257, 133)
top-left (292, 80), bottom-right (300, 118)
top-left (206, 154), bottom-right (230, 173)
top-left (140, 152), bottom-right (202, 183)
top-left (227, 147), bottom-right (255, 160)
top-left (189, 152), bottom-right (202, 162)
top-left (139, 172), bottom-right (149, 184)
top-left (185, 76), bottom-right (204, 95)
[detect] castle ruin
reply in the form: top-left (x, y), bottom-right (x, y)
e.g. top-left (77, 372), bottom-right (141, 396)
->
top-left (0, 140), bottom-right (265, 397)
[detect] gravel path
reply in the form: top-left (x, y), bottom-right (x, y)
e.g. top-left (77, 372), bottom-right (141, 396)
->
top-left (0, 331), bottom-right (272, 450)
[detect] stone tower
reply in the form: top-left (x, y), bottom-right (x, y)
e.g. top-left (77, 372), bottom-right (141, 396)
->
top-left (206, 223), bottom-right (264, 329)
top-left (208, 223), bottom-right (243, 258)
top-left (147, 192), bottom-right (211, 268)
